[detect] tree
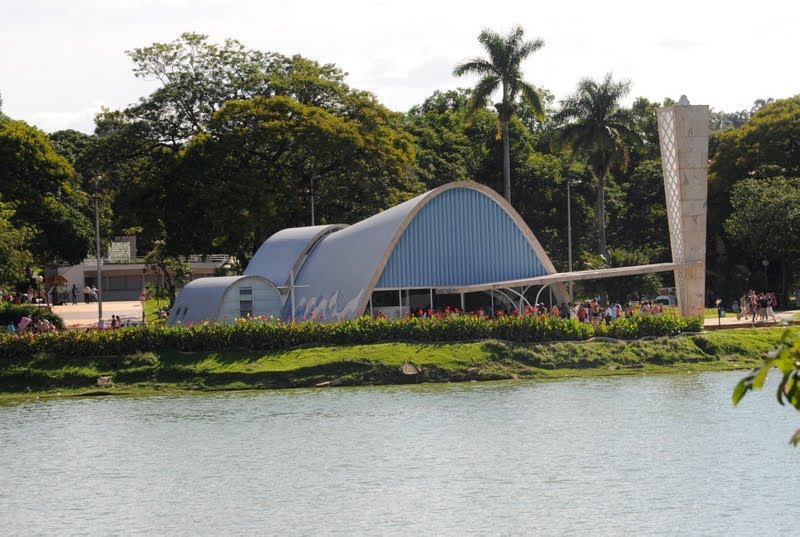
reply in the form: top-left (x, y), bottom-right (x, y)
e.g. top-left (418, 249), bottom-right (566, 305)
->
top-left (166, 95), bottom-right (419, 265)
top-left (49, 129), bottom-right (97, 170)
top-left (0, 197), bottom-right (34, 287)
top-left (144, 240), bottom-right (191, 307)
top-left (90, 33), bottom-right (391, 254)
top-left (0, 119), bottom-right (94, 266)
top-left (579, 248), bottom-right (662, 303)
top-left (708, 97), bottom-right (800, 302)
top-left (724, 177), bottom-right (800, 302)
top-left (453, 25), bottom-right (545, 204)
top-left (406, 89), bottom-right (499, 189)
top-left (610, 159), bottom-right (670, 262)
top-left (555, 74), bottom-right (641, 255)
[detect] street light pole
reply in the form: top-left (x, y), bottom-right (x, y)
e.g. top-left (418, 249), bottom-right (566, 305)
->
top-left (94, 176), bottom-right (103, 326)
top-left (762, 259), bottom-right (769, 292)
top-left (567, 180), bottom-right (580, 302)
top-left (310, 175), bottom-right (316, 226)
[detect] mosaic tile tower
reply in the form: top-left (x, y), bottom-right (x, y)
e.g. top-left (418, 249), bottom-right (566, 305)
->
top-left (657, 101), bottom-right (710, 316)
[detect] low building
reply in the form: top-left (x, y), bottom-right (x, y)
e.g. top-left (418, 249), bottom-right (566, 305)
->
top-left (168, 182), bottom-right (567, 326)
top-left (46, 236), bottom-right (230, 301)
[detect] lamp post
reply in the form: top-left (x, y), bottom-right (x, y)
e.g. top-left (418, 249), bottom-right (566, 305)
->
top-left (310, 175), bottom-right (317, 226)
top-left (567, 180), bottom-right (581, 301)
top-left (94, 176), bottom-right (103, 327)
top-left (762, 259), bottom-right (769, 292)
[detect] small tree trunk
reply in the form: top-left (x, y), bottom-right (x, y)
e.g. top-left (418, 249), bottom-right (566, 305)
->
top-left (159, 264), bottom-right (176, 307)
top-left (596, 173), bottom-right (607, 255)
top-left (502, 120), bottom-right (512, 204)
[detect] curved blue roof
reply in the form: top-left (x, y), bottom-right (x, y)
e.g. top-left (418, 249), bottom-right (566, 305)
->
top-left (287, 182), bottom-right (563, 321)
top-left (377, 187), bottom-right (547, 287)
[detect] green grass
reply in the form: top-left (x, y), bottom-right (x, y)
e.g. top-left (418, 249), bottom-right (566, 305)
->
top-left (142, 298), bottom-right (167, 325)
top-left (2, 326), bottom-right (796, 398)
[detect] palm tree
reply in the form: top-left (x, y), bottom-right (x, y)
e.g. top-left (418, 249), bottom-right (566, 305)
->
top-left (555, 73), bottom-right (640, 255)
top-left (453, 26), bottom-right (545, 204)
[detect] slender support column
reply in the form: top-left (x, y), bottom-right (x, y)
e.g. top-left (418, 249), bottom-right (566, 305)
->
top-left (95, 191), bottom-right (103, 325)
top-left (290, 269), bottom-right (296, 322)
top-left (657, 103), bottom-right (709, 316)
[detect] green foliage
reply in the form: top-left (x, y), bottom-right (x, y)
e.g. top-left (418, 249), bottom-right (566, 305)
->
top-left (610, 160), bottom-right (670, 261)
top-left (453, 25), bottom-right (546, 203)
top-left (0, 312), bottom-right (701, 361)
top-left (554, 74), bottom-right (642, 254)
top-left (711, 98), bottom-right (800, 198)
top-left (706, 98), bottom-right (800, 300)
top-left (0, 119), bottom-right (94, 266)
top-left (579, 248), bottom-right (663, 302)
top-left (86, 33), bottom-right (422, 261)
top-left (0, 198), bottom-right (34, 286)
top-left (144, 240), bottom-right (191, 306)
top-left (733, 327), bottom-right (800, 445)
top-left (406, 89), bottom-right (496, 188)
top-left (48, 129), bottom-right (97, 172)
top-left (122, 351), bottom-right (159, 367)
top-left (724, 176), bottom-right (800, 262)
top-left (167, 95), bottom-right (420, 263)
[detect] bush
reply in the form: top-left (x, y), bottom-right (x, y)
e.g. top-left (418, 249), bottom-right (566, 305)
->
top-left (0, 303), bottom-right (65, 330)
top-left (0, 312), bottom-right (703, 361)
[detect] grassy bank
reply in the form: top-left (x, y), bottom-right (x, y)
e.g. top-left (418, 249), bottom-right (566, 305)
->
top-left (1, 326), bottom-right (795, 398)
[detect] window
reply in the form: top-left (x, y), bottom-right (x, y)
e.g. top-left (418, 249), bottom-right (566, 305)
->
top-left (240, 299), bottom-right (253, 318)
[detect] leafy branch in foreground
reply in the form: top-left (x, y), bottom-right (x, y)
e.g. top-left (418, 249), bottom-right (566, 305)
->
top-left (733, 327), bottom-right (800, 445)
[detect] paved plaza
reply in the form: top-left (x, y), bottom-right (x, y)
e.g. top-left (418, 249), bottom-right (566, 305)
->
top-left (703, 308), bottom-right (799, 329)
top-left (52, 300), bottom-right (146, 328)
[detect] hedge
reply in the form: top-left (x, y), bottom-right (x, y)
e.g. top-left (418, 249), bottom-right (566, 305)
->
top-left (0, 303), bottom-right (65, 331)
top-left (0, 312), bottom-right (703, 361)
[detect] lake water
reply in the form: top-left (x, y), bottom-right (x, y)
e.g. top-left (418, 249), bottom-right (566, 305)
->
top-left (1, 372), bottom-right (798, 536)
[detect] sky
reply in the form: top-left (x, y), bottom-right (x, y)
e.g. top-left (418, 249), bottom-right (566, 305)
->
top-left (1, 0), bottom-right (798, 134)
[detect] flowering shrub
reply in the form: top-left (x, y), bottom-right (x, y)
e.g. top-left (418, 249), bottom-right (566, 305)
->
top-left (0, 313), bottom-right (702, 360)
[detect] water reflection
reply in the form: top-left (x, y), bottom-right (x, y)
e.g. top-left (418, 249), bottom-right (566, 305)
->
top-left (1, 372), bottom-right (799, 535)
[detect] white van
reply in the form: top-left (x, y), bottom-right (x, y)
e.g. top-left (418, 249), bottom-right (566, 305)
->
top-left (655, 295), bottom-right (677, 307)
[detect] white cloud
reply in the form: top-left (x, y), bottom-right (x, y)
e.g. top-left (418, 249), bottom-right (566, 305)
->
top-left (1, 0), bottom-right (799, 132)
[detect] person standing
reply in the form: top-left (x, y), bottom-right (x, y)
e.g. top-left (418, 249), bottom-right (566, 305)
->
top-left (71, 284), bottom-right (78, 305)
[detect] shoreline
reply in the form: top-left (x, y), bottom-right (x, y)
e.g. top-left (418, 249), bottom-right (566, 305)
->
top-left (1, 326), bottom-right (794, 400)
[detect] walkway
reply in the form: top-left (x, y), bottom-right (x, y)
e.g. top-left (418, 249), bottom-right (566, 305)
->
top-left (703, 309), bottom-right (799, 329)
top-left (51, 300), bottom-right (145, 329)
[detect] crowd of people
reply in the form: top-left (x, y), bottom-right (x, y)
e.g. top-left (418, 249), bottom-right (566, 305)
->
top-left (736, 291), bottom-right (778, 322)
top-left (5, 315), bottom-right (57, 334)
top-left (541, 299), bottom-right (670, 325)
top-left (0, 284), bottom-right (101, 306)
top-left (1, 287), bottom-right (48, 305)
top-left (411, 298), bottom-right (673, 324)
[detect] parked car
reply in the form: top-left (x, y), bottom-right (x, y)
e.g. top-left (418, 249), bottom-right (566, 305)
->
top-left (655, 295), bottom-right (677, 307)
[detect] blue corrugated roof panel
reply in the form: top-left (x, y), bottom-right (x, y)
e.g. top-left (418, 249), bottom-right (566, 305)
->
top-left (377, 188), bottom-right (546, 288)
